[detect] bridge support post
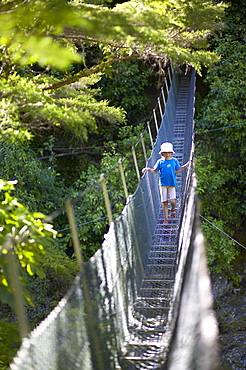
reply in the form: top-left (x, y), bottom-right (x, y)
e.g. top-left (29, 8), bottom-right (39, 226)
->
top-left (147, 121), bottom-right (154, 148)
top-left (99, 173), bottom-right (113, 224)
top-left (65, 199), bottom-right (83, 270)
top-left (140, 133), bottom-right (148, 163)
top-left (158, 97), bottom-right (163, 117)
top-left (118, 159), bottom-right (129, 201)
top-left (168, 65), bottom-right (172, 84)
top-left (165, 76), bottom-right (169, 94)
top-left (132, 146), bottom-right (140, 181)
top-left (161, 86), bottom-right (166, 107)
top-left (6, 241), bottom-right (29, 339)
top-left (153, 108), bottom-right (159, 134)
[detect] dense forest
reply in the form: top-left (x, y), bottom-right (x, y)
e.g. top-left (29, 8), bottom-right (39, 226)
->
top-left (0, 0), bottom-right (245, 368)
top-left (195, 0), bottom-right (246, 279)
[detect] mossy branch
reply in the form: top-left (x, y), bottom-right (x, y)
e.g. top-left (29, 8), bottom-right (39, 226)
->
top-left (43, 54), bottom-right (140, 91)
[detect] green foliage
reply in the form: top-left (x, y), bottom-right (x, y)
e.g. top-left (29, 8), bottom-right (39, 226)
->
top-left (221, 0), bottom-right (246, 34)
top-left (68, 156), bottom-right (128, 259)
top-left (40, 247), bottom-right (78, 283)
top-left (97, 60), bottom-right (152, 121)
top-left (72, 0), bottom-right (224, 71)
top-left (0, 119), bottom-right (148, 264)
top-left (25, 246), bottom-right (78, 324)
top-left (0, 73), bottom-right (126, 143)
top-left (195, 154), bottom-right (242, 224)
top-left (195, 35), bottom-right (246, 226)
top-left (0, 0), bottom-right (225, 150)
top-left (0, 180), bottom-right (57, 308)
top-left (1, 0), bottom-right (224, 79)
top-left (195, 0), bottom-right (246, 277)
top-left (201, 217), bottom-right (240, 282)
top-left (0, 0), bottom-right (83, 70)
top-left (65, 124), bottom-right (147, 259)
top-left (0, 141), bottom-right (69, 218)
top-left (1, 0), bottom-right (223, 147)
top-left (0, 320), bottom-right (20, 370)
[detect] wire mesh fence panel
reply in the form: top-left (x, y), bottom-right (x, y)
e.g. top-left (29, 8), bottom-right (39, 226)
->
top-left (9, 274), bottom-right (92, 370)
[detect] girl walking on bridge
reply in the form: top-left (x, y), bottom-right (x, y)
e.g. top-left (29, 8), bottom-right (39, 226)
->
top-left (142, 142), bottom-right (189, 223)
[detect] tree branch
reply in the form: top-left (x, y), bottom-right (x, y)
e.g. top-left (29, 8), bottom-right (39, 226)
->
top-left (43, 54), bottom-right (140, 91)
top-left (0, 0), bottom-right (27, 14)
top-left (50, 34), bottom-right (100, 44)
top-left (35, 150), bottom-right (100, 160)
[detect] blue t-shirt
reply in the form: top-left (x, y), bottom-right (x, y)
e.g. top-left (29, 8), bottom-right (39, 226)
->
top-left (154, 157), bottom-right (180, 187)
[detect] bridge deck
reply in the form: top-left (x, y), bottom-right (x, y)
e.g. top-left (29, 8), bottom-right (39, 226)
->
top-left (121, 75), bottom-right (191, 369)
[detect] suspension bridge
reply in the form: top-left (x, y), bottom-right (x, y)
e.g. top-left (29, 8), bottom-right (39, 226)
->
top-left (9, 68), bottom-right (218, 370)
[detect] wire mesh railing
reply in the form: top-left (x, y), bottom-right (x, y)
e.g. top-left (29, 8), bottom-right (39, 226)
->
top-left (120, 70), bottom-right (196, 369)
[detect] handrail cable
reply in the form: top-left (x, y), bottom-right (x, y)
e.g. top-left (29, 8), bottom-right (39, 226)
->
top-left (195, 122), bottom-right (245, 134)
top-left (57, 213), bottom-right (122, 233)
top-left (199, 214), bottom-right (246, 250)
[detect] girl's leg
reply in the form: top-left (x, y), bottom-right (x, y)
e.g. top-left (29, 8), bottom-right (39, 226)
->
top-left (170, 198), bottom-right (176, 217)
top-left (162, 201), bottom-right (168, 221)
top-left (168, 187), bottom-right (177, 218)
top-left (160, 187), bottom-right (169, 222)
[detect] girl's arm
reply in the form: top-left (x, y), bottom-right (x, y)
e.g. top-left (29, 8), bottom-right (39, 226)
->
top-left (175, 161), bottom-right (189, 174)
top-left (142, 167), bottom-right (157, 174)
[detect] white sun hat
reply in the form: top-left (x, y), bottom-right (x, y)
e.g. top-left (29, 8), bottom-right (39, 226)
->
top-left (159, 142), bottom-right (175, 154)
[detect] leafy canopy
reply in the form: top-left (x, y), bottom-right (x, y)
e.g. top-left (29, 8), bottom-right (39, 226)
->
top-left (0, 180), bottom-right (57, 308)
top-left (67, 124), bottom-right (147, 259)
top-left (0, 0), bottom-right (225, 144)
top-left (195, 0), bottom-right (246, 277)
top-left (196, 35), bottom-right (246, 226)
top-left (1, 0), bottom-right (225, 72)
top-left (0, 72), bottom-right (126, 142)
